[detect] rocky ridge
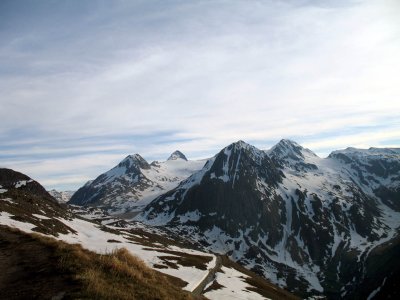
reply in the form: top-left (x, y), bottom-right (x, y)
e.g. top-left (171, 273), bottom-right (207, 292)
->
top-left (139, 140), bottom-right (400, 299)
top-left (69, 152), bottom-right (205, 214)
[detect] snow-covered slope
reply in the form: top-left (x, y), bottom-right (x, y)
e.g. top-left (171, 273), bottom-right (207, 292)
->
top-left (69, 152), bottom-right (206, 214)
top-left (139, 140), bottom-right (400, 299)
top-left (48, 189), bottom-right (75, 203)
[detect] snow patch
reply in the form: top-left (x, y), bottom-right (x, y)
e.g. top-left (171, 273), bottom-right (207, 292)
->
top-left (204, 266), bottom-right (268, 300)
top-left (367, 277), bottom-right (387, 300)
top-left (14, 180), bottom-right (33, 188)
top-left (32, 213), bottom-right (51, 220)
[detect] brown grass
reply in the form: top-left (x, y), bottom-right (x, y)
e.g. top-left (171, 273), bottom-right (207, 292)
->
top-left (143, 248), bottom-right (213, 270)
top-left (203, 280), bottom-right (225, 293)
top-left (2, 226), bottom-right (201, 300)
top-left (0, 189), bottom-right (76, 236)
top-left (49, 240), bottom-right (197, 300)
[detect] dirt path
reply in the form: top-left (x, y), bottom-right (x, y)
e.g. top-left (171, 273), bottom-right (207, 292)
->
top-left (192, 255), bottom-right (222, 296)
top-left (0, 226), bottom-right (80, 299)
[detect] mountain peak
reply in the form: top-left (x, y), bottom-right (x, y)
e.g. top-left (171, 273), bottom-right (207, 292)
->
top-left (167, 150), bottom-right (187, 161)
top-left (125, 153), bottom-right (145, 161)
top-left (279, 138), bottom-right (299, 145)
top-left (120, 153), bottom-right (150, 170)
top-left (223, 140), bottom-right (255, 152)
top-left (231, 140), bottom-right (248, 148)
top-left (270, 139), bottom-right (317, 159)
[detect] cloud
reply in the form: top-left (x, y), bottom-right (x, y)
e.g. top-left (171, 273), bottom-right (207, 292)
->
top-left (0, 0), bottom-right (399, 189)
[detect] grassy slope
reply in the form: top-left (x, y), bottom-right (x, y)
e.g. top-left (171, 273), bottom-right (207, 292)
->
top-left (0, 225), bottom-right (201, 300)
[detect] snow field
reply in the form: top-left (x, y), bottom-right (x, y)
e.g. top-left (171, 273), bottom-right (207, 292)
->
top-left (204, 266), bottom-right (269, 300)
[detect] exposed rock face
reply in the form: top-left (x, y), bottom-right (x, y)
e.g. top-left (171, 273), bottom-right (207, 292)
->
top-left (168, 150), bottom-right (188, 161)
top-left (139, 141), bottom-right (400, 299)
top-left (48, 190), bottom-right (75, 203)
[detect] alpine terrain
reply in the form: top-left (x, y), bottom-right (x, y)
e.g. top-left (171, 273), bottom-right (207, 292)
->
top-left (69, 151), bottom-right (206, 215)
top-left (48, 189), bottom-right (75, 203)
top-left (1, 167), bottom-right (294, 299)
top-left (138, 140), bottom-right (400, 299)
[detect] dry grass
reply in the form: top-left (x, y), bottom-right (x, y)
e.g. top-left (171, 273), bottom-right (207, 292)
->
top-left (0, 189), bottom-right (76, 236)
top-left (143, 248), bottom-right (213, 270)
top-left (203, 280), bottom-right (225, 293)
top-left (14, 229), bottom-right (199, 300)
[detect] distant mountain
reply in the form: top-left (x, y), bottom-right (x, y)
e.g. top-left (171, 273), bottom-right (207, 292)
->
top-left (48, 189), bottom-right (75, 203)
top-left (139, 140), bottom-right (400, 299)
top-left (68, 152), bottom-right (206, 214)
top-left (168, 150), bottom-right (188, 161)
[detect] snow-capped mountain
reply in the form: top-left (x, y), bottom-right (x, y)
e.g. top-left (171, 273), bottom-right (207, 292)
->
top-left (139, 140), bottom-right (400, 299)
top-left (48, 189), bottom-right (75, 203)
top-left (168, 150), bottom-right (188, 161)
top-left (1, 168), bottom-right (296, 300)
top-left (69, 152), bottom-right (206, 214)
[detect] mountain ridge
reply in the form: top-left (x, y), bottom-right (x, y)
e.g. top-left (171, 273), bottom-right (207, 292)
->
top-left (68, 151), bottom-right (206, 214)
top-left (64, 140), bottom-right (399, 298)
top-left (137, 140), bottom-right (400, 299)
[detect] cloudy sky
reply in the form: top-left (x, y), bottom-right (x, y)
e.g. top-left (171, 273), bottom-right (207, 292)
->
top-left (1, 0), bottom-right (399, 190)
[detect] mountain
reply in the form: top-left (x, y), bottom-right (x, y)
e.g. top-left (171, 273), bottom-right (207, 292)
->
top-left (1, 168), bottom-right (296, 300)
top-left (69, 152), bottom-right (206, 214)
top-left (48, 189), bottom-right (75, 203)
top-left (139, 140), bottom-right (400, 299)
top-left (0, 168), bottom-right (57, 203)
top-left (168, 150), bottom-right (188, 161)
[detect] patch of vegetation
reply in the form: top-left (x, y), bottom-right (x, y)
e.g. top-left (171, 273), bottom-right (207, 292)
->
top-left (122, 226), bottom-right (202, 250)
top-left (203, 280), bottom-right (225, 293)
top-left (0, 226), bottom-right (201, 300)
top-left (0, 191), bottom-right (76, 236)
top-left (144, 248), bottom-right (213, 270)
top-left (107, 239), bottom-right (122, 243)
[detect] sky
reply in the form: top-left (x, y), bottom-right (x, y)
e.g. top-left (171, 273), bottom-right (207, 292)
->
top-left (1, 0), bottom-right (399, 191)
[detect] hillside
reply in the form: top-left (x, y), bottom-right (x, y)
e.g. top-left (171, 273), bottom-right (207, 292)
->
top-left (0, 226), bottom-right (197, 300)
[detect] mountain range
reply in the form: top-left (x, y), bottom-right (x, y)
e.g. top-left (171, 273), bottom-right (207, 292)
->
top-left (1, 138), bottom-right (399, 299)
top-left (69, 151), bottom-right (206, 215)
top-left (68, 139), bottom-right (399, 299)
top-left (0, 167), bottom-right (295, 300)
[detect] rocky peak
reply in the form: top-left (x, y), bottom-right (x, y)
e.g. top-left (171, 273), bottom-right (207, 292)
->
top-left (268, 139), bottom-right (318, 171)
top-left (120, 154), bottom-right (150, 170)
top-left (167, 150), bottom-right (188, 161)
top-left (223, 140), bottom-right (264, 161)
top-left (269, 139), bottom-right (305, 159)
top-left (230, 140), bottom-right (248, 148)
top-left (201, 140), bottom-right (282, 188)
